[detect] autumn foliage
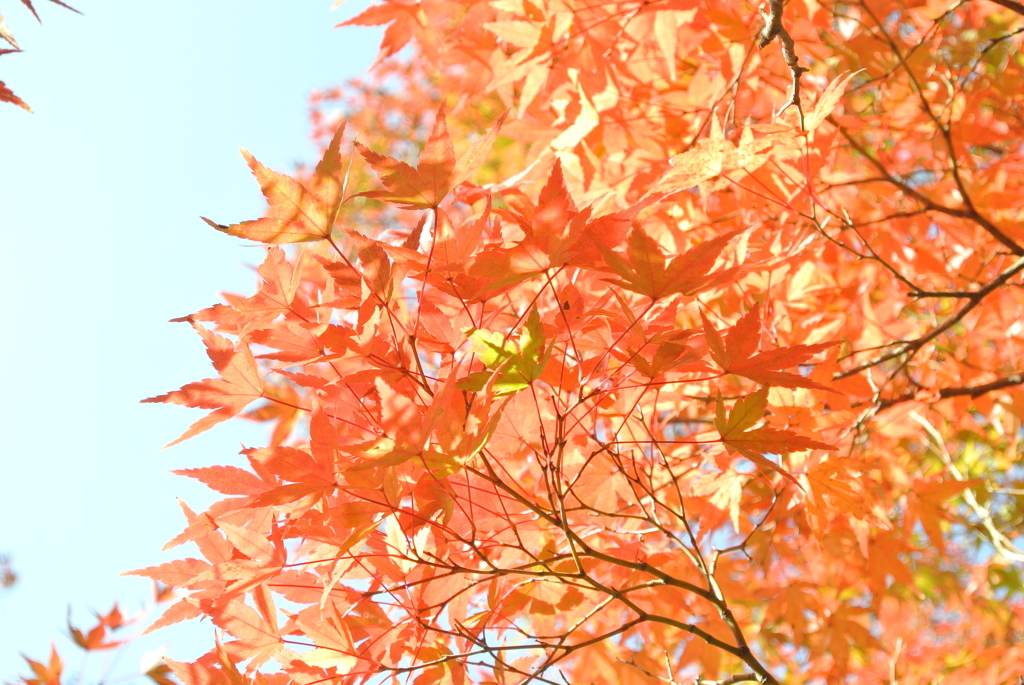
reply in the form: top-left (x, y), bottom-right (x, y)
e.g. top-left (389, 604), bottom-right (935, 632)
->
top-left (20, 0), bottom-right (1024, 683)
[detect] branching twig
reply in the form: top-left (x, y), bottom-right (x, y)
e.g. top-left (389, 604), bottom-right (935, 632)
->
top-left (828, 120), bottom-right (1024, 257)
top-left (757, 0), bottom-right (809, 123)
top-left (835, 255), bottom-right (1024, 379)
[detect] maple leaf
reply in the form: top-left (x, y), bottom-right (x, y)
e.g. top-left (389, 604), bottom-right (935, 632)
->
top-left (68, 616), bottom-right (126, 652)
top-left (802, 461), bottom-right (889, 528)
top-left (66, 607), bottom-right (128, 651)
top-left (599, 226), bottom-right (743, 300)
top-left (161, 500), bottom-right (234, 561)
top-left (172, 465), bottom-right (268, 497)
top-left (19, 645), bottom-right (62, 685)
top-left (804, 71), bottom-right (859, 133)
top-left (0, 12), bottom-right (20, 51)
top-left (142, 663), bottom-right (176, 685)
top-left (294, 612), bottom-right (358, 671)
top-left (715, 388), bottom-right (835, 486)
top-left (485, 161), bottom-right (669, 274)
top-left (490, 161), bottom-right (584, 272)
top-left (141, 323), bottom-right (264, 447)
top-left (356, 103), bottom-right (508, 209)
top-left (689, 470), bottom-right (746, 533)
top-left (629, 329), bottom-right (704, 378)
top-left (125, 557), bottom-right (212, 590)
top-left (210, 598), bottom-right (282, 671)
top-left (202, 122), bottom-right (349, 243)
top-left (162, 657), bottom-right (238, 685)
top-left (141, 598), bottom-right (204, 634)
top-left (701, 304), bottom-right (836, 391)
top-left (457, 305), bottom-right (551, 395)
top-left (427, 204), bottom-right (486, 275)
top-left (0, 79), bottom-right (31, 111)
top-left (18, 0), bottom-right (81, 21)
top-left (906, 478), bottom-right (981, 553)
top-left (131, 517), bottom-right (287, 611)
top-left (179, 247), bottom-right (307, 334)
top-left (244, 446), bottom-right (336, 507)
top-left (651, 118), bottom-right (777, 195)
top-left (340, 0), bottom-right (440, 62)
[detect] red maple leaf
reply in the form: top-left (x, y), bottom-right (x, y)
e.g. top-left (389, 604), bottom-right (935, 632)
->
top-left (18, 0), bottom-right (80, 21)
top-left (1, 80), bottom-right (31, 111)
top-left (701, 304), bottom-right (836, 391)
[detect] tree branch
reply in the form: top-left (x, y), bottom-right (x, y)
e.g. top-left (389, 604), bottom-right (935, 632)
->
top-left (988, 0), bottom-right (1024, 16)
top-left (877, 372), bottom-right (1024, 410)
top-left (836, 255), bottom-right (1024, 378)
top-left (830, 118), bottom-right (1024, 256)
top-left (758, 0), bottom-right (809, 120)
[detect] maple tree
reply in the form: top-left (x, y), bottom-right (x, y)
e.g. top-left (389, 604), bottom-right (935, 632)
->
top-left (0, 0), bottom-right (79, 111)
top-left (19, 0), bottom-right (1024, 682)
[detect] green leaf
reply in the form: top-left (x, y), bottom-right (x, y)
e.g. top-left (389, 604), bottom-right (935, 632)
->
top-left (458, 306), bottom-right (549, 396)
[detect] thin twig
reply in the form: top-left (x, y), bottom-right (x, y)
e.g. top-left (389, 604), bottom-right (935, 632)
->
top-left (878, 372), bottom-right (1024, 409)
top-left (757, 0), bottom-right (808, 124)
top-left (835, 256), bottom-right (1024, 379)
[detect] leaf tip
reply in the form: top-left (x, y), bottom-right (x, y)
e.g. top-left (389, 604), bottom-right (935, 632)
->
top-left (200, 216), bottom-right (228, 231)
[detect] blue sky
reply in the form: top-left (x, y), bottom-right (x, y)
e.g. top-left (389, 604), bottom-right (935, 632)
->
top-left (0, 1), bottom-right (380, 679)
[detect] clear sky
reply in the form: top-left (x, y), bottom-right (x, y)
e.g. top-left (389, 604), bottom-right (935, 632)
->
top-left (0, 1), bottom-right (380, 679)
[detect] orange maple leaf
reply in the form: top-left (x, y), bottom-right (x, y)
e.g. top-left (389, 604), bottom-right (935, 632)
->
top-left (172, 465), bottom-right (268, 497)
top-left (177, 247), bottom-right (305, 330)
top-left (651, 118), bottom-right (776, 195)
top-left (125, 558), bottom-right (213, 591)
top-left (804, 71), bottom-right (859, 133)
top-left (67, 608), bottom-right (126, 651)
top-left (242, 445), bottom-right (337, 507)
top-left (201, 122), bottom-right (349, 243)
top-left (491, 161), bottom-right (585, 272)
top-left (19, 645), bottom-right (62, 685)
top-left (340, 0), bottom-right (445, 62)
top-left (294, 613), bottom-right (358, 670)
top-left (356, 103), bottom-right (508, 209)
top-left (715, 388), bottom-right (835, 486)
top-left (599, 226), bottom-right (743, 300)
top-left (142, 323), bottom-right (264, 447)
top-left (212, 598), bottom-right (282, 671)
